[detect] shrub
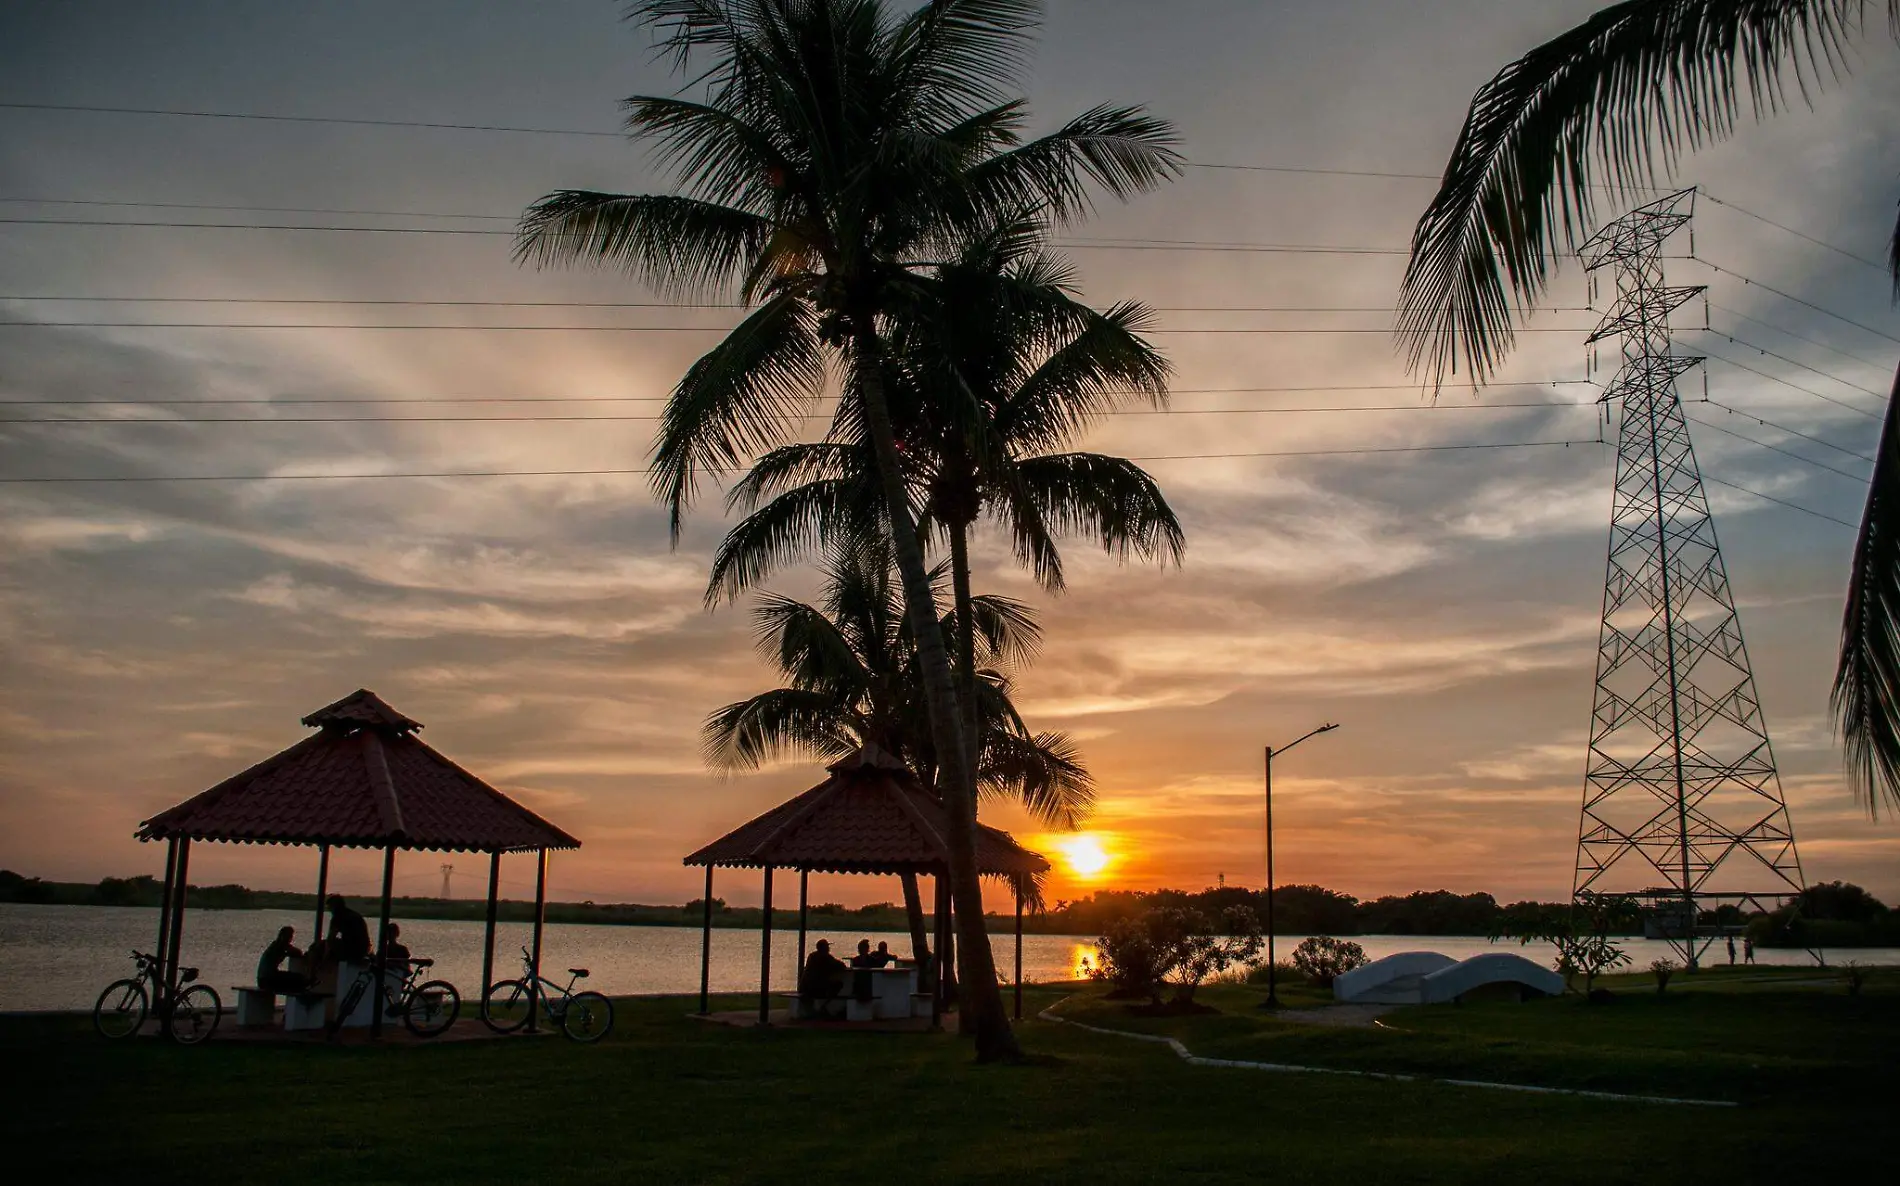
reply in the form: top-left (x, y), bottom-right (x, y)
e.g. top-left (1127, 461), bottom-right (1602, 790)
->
top-left (1650, 958), bottom-right (1676, 994)
top-left (1093, 905), bottom-right (1265, 1005)
top-left (1842, 960), bottom-right (1870, 997)
top-left (1290, 936), bottom-right (1368, 987)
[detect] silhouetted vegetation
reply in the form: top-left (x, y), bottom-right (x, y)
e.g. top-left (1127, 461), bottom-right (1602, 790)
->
top-left (11, 870), bottom-right (1896, 946)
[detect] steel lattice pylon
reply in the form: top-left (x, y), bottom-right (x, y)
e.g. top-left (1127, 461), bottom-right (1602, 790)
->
top-left (1572, 188), bottom-right (1807, 967)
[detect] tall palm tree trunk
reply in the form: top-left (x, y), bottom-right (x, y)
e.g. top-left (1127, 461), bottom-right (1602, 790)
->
top-left (900, 871), bottom-right (931, 967)
top-left (947, 518), bottom-right (982, 1034)
top-left (853, 321), bottom-right (1018, 1061)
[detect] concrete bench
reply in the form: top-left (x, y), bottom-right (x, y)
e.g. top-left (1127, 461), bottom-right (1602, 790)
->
top-left (231, 986), bottom-right (276, 1027)
top-left (783, 992), bottom-right (877, 1022)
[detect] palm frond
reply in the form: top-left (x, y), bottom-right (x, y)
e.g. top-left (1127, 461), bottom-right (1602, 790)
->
top-left (960, 103), bottom-right (1182, 227)
top-left (703, 687), bottom-right (859, 770)
top-left (708, 476), bottom-right (884, 604)
top-left (979, 728), bottom-right (1096, 828)
top-left (1833, 358), bottom-right (1900, 816)
top-left (648, 293), bottom-right (827, 540)
top-left (514, 191), bottom-right (771, 297)
top-left (1397, 0), bottom-right (1889, 390)
top-left (965, 592), bottom-right (1043, 668)
top-left (887, 0), bottom-right (1042, 124)
top-left (1006, 452), bottom-right (1186, 575)
top-left (1890, 195), bottom-right (1899, 299)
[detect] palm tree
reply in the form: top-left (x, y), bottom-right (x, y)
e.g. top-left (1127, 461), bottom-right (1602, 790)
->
top-left (704, 541), bottom-right (1092, 965)
top-left (1395, 0), bottom-right (1900, 813)
top-left (707, 217), bottom-right (1184, 795)
top-left (516, 1), bottom-right (1179, 1058)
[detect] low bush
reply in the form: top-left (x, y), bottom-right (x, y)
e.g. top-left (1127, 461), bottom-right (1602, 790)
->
top-left (1289, 936), bottom-right (1368, 987)
top-left (1092, 904), bottom-right (1265, 1006)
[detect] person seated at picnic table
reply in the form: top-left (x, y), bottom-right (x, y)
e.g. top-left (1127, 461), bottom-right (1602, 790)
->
top-left (870, 941), bottom-right (895, 968)
top-left (799, 939), bottom-right (847, 1016)
top-left (256, 925), bottom-right (309, 995)
top-left (379, 923), bottom-right (412, 972)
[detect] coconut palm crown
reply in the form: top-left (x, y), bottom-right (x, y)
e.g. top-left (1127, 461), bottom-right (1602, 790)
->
top-left (515, 0), bottom-right (1180, 1059)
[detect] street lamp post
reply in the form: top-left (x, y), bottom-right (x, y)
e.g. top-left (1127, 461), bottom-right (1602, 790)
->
top-left (1262, 722), bottom-right (1338, 1009)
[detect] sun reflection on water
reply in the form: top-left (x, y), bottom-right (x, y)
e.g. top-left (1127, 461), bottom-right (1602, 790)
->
top-left (1069, 942), bottom-right (1103, 982)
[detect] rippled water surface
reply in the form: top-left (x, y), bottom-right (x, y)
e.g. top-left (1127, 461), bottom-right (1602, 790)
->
top-left (1, 902), bottom-right (1869, 1012)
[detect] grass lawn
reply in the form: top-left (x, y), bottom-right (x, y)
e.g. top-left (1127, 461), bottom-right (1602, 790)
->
top-left (3, 967), bottom-right (1890, 1184)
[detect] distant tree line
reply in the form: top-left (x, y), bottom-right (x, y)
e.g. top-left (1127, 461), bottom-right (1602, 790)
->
top-left (8, 870), bottom-right (1895, 945)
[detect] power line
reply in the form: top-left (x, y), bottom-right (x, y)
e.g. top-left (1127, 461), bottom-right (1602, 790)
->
top-left (1684, 412), bottom-right (1870, 483)
top-left (1701, 398), bottom-right (1876, 463)
top-left (1700, 474), bottom-right (1858, 530)
top-left (1704, 352), bottom-right (1884, 421)
top-left (0, 101), bottom-right (1447, 181)
top-left (1699, 328), bottom-right (1893, 400)
top-left (1700, 193), bottom-right (1893, 275)
top-left (0, 216), bottom-right (1442, 258)
top-left (1700, 260), bottom-right (1900, 347)
top-left (2, 400), bottom-right (1597, 425)
top-left (0, 321), bottom-right (1597, 334)
top-left (0, 380), bottom-right (1599, 407)
top-left (1710, 303), bottom-right (1895, 371)
top-left (9, 294), bottom-right (1545, 315)
top-left (0, 437), bottom-right (1601, 484)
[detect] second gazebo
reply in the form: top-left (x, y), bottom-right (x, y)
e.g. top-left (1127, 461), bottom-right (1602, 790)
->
top-left (684, 745), bottom-right (1049, 1026)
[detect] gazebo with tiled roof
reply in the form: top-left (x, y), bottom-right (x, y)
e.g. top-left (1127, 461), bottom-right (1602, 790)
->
top-left (683, 745), bottom-right (1048, 1026)
top-left (137, 689), bottom-right (579, 1036)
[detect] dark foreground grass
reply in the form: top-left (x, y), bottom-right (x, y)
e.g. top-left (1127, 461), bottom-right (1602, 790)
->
top-left (1, 971), bottom-right (1890, 1185)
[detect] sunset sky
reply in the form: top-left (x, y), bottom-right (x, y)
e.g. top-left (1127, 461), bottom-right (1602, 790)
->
top-left (3, 1), bottom-right (1898, 911)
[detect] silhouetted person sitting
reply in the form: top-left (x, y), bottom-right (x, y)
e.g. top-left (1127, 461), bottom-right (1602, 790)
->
top-left (849, 939), bottom-right (878, 968)
top-left (799, 939), bottom-right (846, 1017)
top-left (871, 941), bottom-right (895, 968)
top-left (380, 922), bottom-right (412, 971)
top-left (257, 926), bottom-right (309, 995)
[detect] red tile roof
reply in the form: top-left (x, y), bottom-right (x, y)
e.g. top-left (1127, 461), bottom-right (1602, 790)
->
top-left (683, 745), bottom-right (1047, 878)
top-left (138, 693), bottom-right (579, 852)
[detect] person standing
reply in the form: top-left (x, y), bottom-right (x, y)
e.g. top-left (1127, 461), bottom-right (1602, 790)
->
top-left (1744, 935), bottom-right (1756, 965)
top-left (1726, 935), bottom-right (1736, 966)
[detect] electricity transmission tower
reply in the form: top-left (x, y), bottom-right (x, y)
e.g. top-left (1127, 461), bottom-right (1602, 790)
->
top-left (1572, 187), bottom-right (1808, 968)
top-left (440, 863), bottom-right (454, 900)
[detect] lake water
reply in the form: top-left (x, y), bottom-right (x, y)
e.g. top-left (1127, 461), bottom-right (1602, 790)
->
top-left (1, 902), bottom-right (1875, 1013)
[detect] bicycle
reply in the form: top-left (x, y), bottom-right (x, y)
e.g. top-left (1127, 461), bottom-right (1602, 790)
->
top-left (93, 950), bottom-right (222, 1045)
top-left (329, 957), bottom-right (461, 1038)
top-left (481, 946), bottom-right (614, 1042)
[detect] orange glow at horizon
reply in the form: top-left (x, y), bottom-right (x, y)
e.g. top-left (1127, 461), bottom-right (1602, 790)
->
top-left (1049, 833), bottom-right (1115, 881)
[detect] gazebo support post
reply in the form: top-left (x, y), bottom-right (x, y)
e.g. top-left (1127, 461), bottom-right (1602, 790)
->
top-left (372, 845), bottom-right (395, 1039)
top-left (760, 866), bottom-right (775, 1026)
top-left (757, 865), bottom-right (775, 1026)
top-left (481, 850), bottom-right (501, 1002)
top-left (164, 838), bottom-right (192, 1012)
top-left (697, 865), bottom-right (714, 1016)
top-left (313, 843), bottom-right (330, 940)
top-left (1014, 881), bottom-right (1024, 1021)
top-left (796, 869), bottom-right (809, 974)
top-left (931, 874), bottom-right (947, 1030)
top-left (528, 847), bottom-right (547, 1034)
top-left (152, 837), bottom-right (178, 996)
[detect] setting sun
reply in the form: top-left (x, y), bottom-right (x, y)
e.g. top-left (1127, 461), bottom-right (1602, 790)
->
top-left (1052, 833), bottom-right (1114, 880)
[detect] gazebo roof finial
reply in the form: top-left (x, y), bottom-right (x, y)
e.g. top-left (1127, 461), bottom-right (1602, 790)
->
top-left (300, 688), bottom-right (422, 734)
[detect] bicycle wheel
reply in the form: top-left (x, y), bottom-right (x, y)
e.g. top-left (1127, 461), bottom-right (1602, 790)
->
top-left (481, 979), bottom-right (532, 1033)
top-left (167, 985), bottom-right (222, 1045)
top-left (405, 980), bottom-right (461, 1038)
top-left (561, 991), bottom-right (614, 1043)
top-left (93, 979), bottom-right (148, 1040)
